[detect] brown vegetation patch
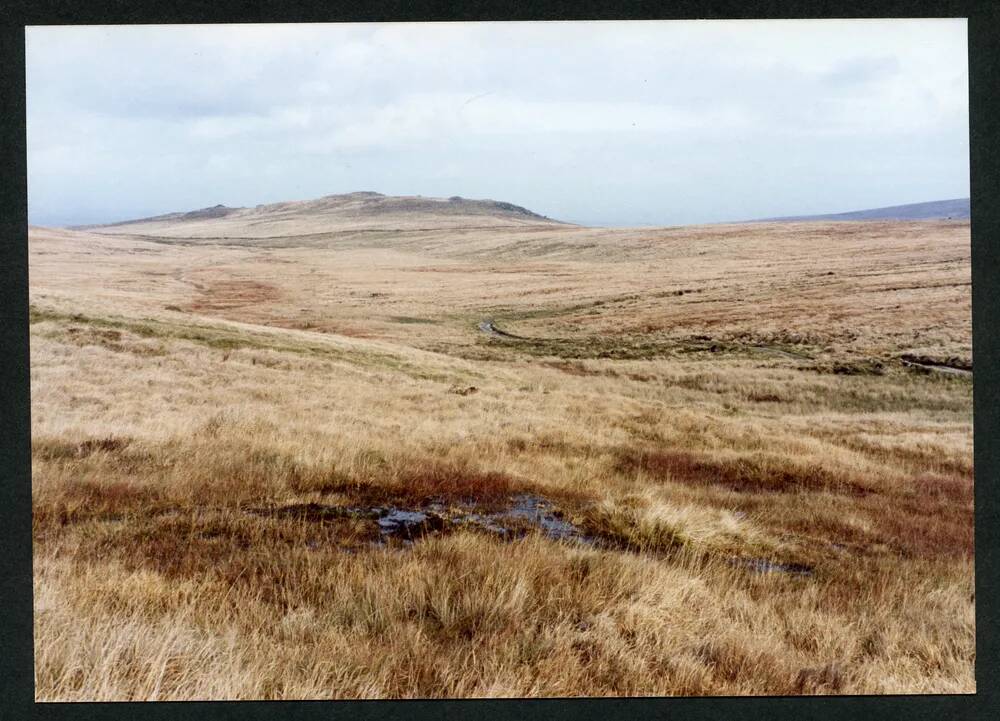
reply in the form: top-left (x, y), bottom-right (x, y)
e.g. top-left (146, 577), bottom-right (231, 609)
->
top-left (80, 511), bottom-right (378, 591)
top-left (285, 466), bottom-right (356, 496)
top-left (741, 475), bottom-right (973, 560)
top-left (33, 479), bottom-right (168, 530)
top-left (276, 450), bottom-right (538, 507)
top-left (626, 373), bottom-right (656, 383)
top-left (542, 361), bottom-right (610, 377)
top-left (911, 473), bottom-right (974, 505)
top-left (78, 436), bottom-right (128, 455)
top-left (876, 492), bottom-right (974, 558)
top-left (273, 319), bottom-right (375, 338)
top-left (744, 390), bottom-right (785, 403)
top-left (695, 639), bottom-right (790, 690)
top-left (33, 435), bottom-right (132, 461)
top-left (388, 465), bottom-right (519, 505)
top-left (812, 359), bottom-right (885, 376)
top-left (843, 439), bottom-right (974, 479)
top-left (614, 449), bottom-right (871, 496)
top-left (874, 509), bottom-right (973, 559)
top-left (794, 662), bottom-right (847, 695)
top-left (505, 434), bottom-right (585, 456)
top-left (772, 511), bottom-right (884, 559)
top-left (61, 326), bottom-right (166, 356)
top-left (577, 512), bottom-right (689, 555)
top-left (721, 329), bottom-right (826, 348)
top-left (188, 280), bottom-right (282, 311)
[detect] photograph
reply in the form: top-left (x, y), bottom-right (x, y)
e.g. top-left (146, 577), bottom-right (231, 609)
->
top-left (25, 19), bottom-right (973, 700)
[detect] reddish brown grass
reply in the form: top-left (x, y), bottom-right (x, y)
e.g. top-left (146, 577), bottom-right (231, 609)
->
top-left (389, 465), bottom-right (518, 504)
top-left (614, 449), bottom-right (872, 496)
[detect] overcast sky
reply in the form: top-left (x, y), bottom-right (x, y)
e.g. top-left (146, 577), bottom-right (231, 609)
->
top-left (26, 20), bottom-right (969, 227)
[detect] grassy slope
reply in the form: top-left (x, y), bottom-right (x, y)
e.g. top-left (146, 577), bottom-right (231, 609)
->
top-left (29, 217), bottom-right (973, 699)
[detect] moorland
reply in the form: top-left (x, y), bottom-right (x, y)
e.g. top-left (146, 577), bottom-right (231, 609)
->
top-left (29, 192), bottom-right (974, 699)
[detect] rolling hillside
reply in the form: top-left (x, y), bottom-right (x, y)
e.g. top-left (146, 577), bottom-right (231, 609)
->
top-left (758, 198), bottom-right (970, 222)
top-left (74, 191), bottom-right (568, 239)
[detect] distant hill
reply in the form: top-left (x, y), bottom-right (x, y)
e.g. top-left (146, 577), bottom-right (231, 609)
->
top-left (90, 203), bottom-right (242, 227)
top-left (72, 192), bottom-right (567, 238)
top-left (757, 198), bottom-right (970, 223)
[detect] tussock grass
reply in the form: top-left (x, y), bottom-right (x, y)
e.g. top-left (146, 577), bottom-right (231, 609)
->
top-left (613, 448), bottom-right (875, 496)
top-left (579, 491), bottom-right (763, 556)
top-left (28, 220), bottom-right (973, 698)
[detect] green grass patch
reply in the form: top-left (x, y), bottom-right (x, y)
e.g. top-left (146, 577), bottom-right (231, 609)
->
top-left (389, 316), bottom-right (439, 325)
top-left (30, 304), bottom-right (474, 384)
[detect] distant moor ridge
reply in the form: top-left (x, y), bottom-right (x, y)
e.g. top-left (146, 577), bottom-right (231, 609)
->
top-left (70, 192), bottom-right (969, 243)
top-left (759, 198), bottom-right (970, 223)
top-left (80, 192), bottom-right (565, 237)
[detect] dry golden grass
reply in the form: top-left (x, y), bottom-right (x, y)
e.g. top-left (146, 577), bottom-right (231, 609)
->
top-left (29, 209), bottom-right (973, 699)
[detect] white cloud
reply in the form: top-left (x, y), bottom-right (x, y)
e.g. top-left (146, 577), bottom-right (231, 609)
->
top-left (26, 19), bottom-right (969, 226)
